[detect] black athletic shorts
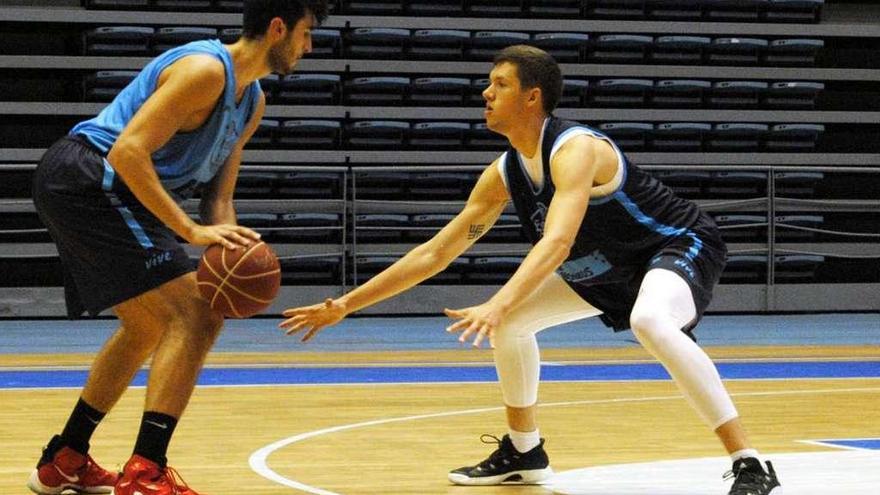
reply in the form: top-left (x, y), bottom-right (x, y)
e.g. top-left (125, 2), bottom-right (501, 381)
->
top-left (568, 217), bottom-right (727, 335)
top-left (32, 135), bottom-right (195, 318)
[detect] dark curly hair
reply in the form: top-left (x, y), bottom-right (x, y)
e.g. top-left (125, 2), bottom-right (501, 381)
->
top-left (242, 0), bottom-right (329, 39)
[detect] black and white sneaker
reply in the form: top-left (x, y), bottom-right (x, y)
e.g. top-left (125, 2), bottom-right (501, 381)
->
top-left (448, 434), bottom-right (553, 486)
top-left (725, 457), bottom-right (782, 495)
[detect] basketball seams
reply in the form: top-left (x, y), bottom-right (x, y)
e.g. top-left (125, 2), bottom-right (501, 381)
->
top-left (198, 242), bottom-right (280, 317)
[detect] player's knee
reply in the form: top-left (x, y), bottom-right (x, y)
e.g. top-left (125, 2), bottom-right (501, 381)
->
top-left (629, 309), bottom-right (673, 350)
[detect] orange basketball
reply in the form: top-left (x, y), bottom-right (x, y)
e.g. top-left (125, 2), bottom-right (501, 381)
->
top-left (196, 242), bottom-right (281, 318)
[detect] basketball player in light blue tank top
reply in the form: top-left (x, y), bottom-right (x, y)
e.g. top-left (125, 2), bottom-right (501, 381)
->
top-left (28, 2), bottom-right (329, 495)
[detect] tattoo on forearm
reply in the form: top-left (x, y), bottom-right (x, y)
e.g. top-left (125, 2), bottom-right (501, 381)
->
top-left (468, 224), bottom-right (485, 240)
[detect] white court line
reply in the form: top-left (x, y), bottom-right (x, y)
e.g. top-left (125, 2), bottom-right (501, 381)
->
top-left (798, 439), bottom-right (880, 452)
top-left (248, 386), bottom-right (880, 495)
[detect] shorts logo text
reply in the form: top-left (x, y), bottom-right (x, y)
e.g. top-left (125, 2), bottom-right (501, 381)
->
top-left (145, 251), bottom-right (173, 270)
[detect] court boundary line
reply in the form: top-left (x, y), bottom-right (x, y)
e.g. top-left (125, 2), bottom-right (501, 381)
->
top-left (247, 386), bottom-right (880, 495)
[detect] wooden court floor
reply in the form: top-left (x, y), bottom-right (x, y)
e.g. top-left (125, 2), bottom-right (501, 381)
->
top-left (2, 346), bottom-right (879, 494)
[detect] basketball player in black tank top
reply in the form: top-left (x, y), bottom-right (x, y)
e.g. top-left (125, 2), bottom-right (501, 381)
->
top-left (281, 46), bottom-right (781, 495)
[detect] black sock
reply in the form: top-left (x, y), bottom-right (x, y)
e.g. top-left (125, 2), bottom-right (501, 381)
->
top-left (132, 411), bottom-right (178, 467)
top-left (59, 398), bottom-right (106, 455)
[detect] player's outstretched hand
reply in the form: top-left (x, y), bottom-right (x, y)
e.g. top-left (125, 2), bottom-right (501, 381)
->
top-left (187, 224), bottom-right (261, 250)
top-left (444, 301), bottom-right (506, 348)
top-left (280, 298), bottom-right (348, 342)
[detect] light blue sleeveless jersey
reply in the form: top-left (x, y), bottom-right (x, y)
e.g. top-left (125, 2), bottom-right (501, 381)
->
top-left (71, 40), bottom-right (261, 201)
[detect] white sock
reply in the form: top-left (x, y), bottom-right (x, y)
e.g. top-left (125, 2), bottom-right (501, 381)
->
top-left (509, 429), bottom-right (540, 453)
top-left (730, 448), bottom-right (761, 464)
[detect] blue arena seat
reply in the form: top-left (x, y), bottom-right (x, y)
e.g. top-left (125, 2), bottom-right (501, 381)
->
top-left (276, 171), bottom-right (343, 198)
top-left (651, 170), bottom-right (710, 197)
top-left (646, 0), bottom-right (703, 20)
top-left (709, 81), bottom-right (769, 108)
top-left (764, 123), bottom-right (825, 150)
top-left (215, 1), bottom-right (244, 11)
top-left (532, 33), bottom-right (590, 63)
top-left (311, 29), bottom-right (341, 58)
top-left (707, 171), bottom-right (768, 198)
top-left (765, 0), bottom-right (824, 23)
top-left (652, 36), bottom-right (710, 64)
top-left (346, 28), bottom-right (410, 59)
top-left (591, 78), bottom-right (653, 106)
top-left (346, 121), bottom-right (411, 148)
top-left (234, 171), bottom-right (277, 197)
top-left (152, 27), bottom-right (217, 54)
top-left (467, 31), bottom-right (531, 61)
top-left (352, 171), bottom-right (410, 199)
top-left (713, 213), bottom-right (768, 243)
top-left (0, 255), bottom-right (64, 287)
top-left (354, 214), bottom-right (410, 242)
top-left (411, 77), bottom-right (471, 106)
top-left (153, 0), bottom-right (212, 10)
top-left (409, 171), bottom-right (474, 198)
top-left (773, 171), bottom-right (823, 198)
top-left (527, 0), bottom-right (583, 17)
top-left (704, 0), bottom-right (769, 21)
top-left (774, 254), bottom-right (825, 283)
top-left (0, 212), bottom-right (50, 243)
top-left (275, 213), bottom-right (342, 243)
top-left (83, 0), bottom-right (148, 9)
top-left (651, 79), bottom-right (711, 107)
top-left (467, 123), bottom-right (508, 149)
top-left (257, 74), bottom-right (280, 102)
top-left (763, 81), bottom-right (824, 109)
top-left (469, 256), bottom-right (524, 283)
top-left (720, 254), bottom-right (767, 284)
top-left (708, 123), bottom-right (769, 151)
top-left (409, 122), bottom-right (470, 149)
top-left (345, 76), bottom-right (410, 106)
top-left (651, 122), bottom-right (711, 150)
top-left (247, 119), bottom-right (280, 148)
top-left (598, 122), bottom-right (653, 150)
top-left (277, 74), bottom-right (341, 105)
top-left (281, 256), bottom-right (341, 285)
top-left (83, 70), bottom-right (139, 102)
top-left (591, 34), bottom-right (653, 63)
top-left (468, 0), bottom-right (522, 17)
top-left (764, 38), bottom-right (824, 66)
top-left (219, 28), bottom-right (242, 44)
top-left (774, 214), bottom-right (823, 242)
top-left (559, 79), bottom-right (590, 107)
top-left (588, 0), bottom-right (648, 19)
top-left (410, 30), bottom-right (469, 60)
top-left (408, 0), bottom-right (462, 15)
top-left (345, 0), bottom-right (404, 15)
top-left (708, 37), bottom-right (769, 65)
top-left (277, 119), bottom-right (341, 149)
top-left (235, 213), bottom-right (278, 232)
top-left (84, 26), bottom-right (153, 56)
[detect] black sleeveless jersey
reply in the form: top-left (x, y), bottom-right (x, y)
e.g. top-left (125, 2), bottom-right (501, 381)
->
top-left (501, 117), bottom-right (725, 330)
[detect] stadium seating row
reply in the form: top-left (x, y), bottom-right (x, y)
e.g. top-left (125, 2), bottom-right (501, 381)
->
top-left (241, 119), bottom-right (827, 151)
top-left (83, 27), bottom-right (825, 66)
top-left (82, 0), bottom-right (825, 24)
top-left (84, 71), bottom-right (826, 109)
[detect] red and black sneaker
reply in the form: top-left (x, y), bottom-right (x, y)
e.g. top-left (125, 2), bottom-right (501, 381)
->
top-left (26, 435), bottom-right (118, 494)
top-left (114, 454), bottom-right (201, 495)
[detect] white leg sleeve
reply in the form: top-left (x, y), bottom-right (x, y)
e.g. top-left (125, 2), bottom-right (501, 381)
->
top-left (493, 273), bottom-right (602, 408)
top-left (630, 268), bottom-right (739, 429)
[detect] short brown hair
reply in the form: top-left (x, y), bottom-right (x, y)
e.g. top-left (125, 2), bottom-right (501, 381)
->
top-left (493, 45), bottom-right (563, 114)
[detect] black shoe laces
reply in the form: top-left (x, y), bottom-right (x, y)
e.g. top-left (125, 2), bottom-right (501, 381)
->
top-left (723, 463), bottom-right (771, 494)
top-left (476, 434), bottom-right (518, 470)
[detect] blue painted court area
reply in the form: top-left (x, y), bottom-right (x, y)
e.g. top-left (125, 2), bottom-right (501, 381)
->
top-left (2, 360), bottom-right (879, 389)
top-left (816, 439), bottom-right (880, 451)
top-left (1, 313), bottom-right (879, 354)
